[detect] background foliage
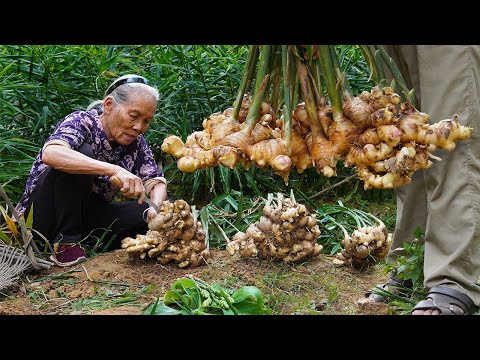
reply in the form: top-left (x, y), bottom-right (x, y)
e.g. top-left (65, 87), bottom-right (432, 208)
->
top-left (0, 45), bottom-right (395, 242)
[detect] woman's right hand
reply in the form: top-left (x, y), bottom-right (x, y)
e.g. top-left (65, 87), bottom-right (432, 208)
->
top-left (110, 168), bottom-right (145, 201)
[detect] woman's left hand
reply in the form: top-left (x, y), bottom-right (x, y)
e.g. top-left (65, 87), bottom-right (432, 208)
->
top-left (146, 207), bottom-right (158, 222)
top-left (145, 182), bottom-right (167, 223)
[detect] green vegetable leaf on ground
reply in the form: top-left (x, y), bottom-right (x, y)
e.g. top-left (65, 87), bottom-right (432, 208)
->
top-left (144, 276), bottom-right (270, 315)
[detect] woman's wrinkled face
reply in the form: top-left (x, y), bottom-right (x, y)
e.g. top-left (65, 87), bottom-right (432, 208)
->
top-left (104, 89), bottom-right (157, 145)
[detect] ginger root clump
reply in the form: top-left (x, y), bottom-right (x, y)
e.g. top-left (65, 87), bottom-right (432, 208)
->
top-left (121, 199), bottom-right (209, 268)
top-left (332, 221), bottom-right (392, 269)
top-left (162, 85), bottom-right (473, 190)
top-left (226, 193), bottom-right (322, 263)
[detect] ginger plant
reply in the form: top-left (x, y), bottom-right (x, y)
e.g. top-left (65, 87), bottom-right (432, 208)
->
top-left (332, 216), bottom-right (392, 269)
top-left (161, 45), bottom-right (473, 190)
top-left (121, 199), bottom-right (209, 268)
top-left (226, 191), bottom-right (322, 263)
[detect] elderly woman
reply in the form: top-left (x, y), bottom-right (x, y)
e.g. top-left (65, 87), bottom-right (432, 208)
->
top-left (15, 74), bottom-right (167, 266)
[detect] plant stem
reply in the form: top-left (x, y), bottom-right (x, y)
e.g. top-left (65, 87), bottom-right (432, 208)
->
top-left (359, 45), bottom-right (379, 84)
top-left (329, 45), bottom-right (351, 97)
top-left (291, 51), bottom-right (300, 108)
top-left (374, 45), bottom-right (417, 106)
top-left (270, 66), bottom-right (281, 115)
top-left (318, 45), bottom-right (343, 121)
top-left (296, 56), bottom-right (323, 138)
top-left (252, 45), bottom-right (271, 95)
top-left (372, 46), bottom-right (387, 87)
top-left (309, 174), bottom-right (356, 199)
top-left (245, 46), bottom-right (259, 93)
top-left (233, 45), bottom-right (259, 121)
top-left (243, 45), bottom-right (271, 134)
top-left (313, 58), bottom-right (324, 99)
top-left (282, 45), bottom-right (292, 153)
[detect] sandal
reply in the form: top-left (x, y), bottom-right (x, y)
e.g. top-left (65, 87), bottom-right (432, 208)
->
top-left (412, 286), bottom-right (478, 315)
top-left (357, 272), bottom-right (413, 304)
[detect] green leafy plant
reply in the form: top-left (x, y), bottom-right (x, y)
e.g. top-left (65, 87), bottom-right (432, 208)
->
top-left (199, 190), bottom-right (266, 248)
top-left (386, 226), bottom-right (425, 289)
top-left (370, 227), bottom-right (427, 314)
top-left (144, 276), bottom-right (271, 315)
top-left (314, 200), bottom-right (382, 255)
top-left (297, 188), bottom-right (388, 255)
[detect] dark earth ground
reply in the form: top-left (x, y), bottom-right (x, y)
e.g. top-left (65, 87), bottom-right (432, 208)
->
top-left (0, 248), bottom-right (391, 315)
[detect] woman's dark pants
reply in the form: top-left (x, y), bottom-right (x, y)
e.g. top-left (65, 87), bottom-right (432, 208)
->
top-left (27, 144), bottom-right (149, 249)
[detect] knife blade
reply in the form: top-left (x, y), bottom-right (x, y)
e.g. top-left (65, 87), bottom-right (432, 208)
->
top-left (109, 176), bottom-right (161, 213)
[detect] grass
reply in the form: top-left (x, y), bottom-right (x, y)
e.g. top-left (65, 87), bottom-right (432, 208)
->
top-left (69, 286), bottom-right (152, 313)
top-left (195, 249), bottom-right (379, 315)
top-left (24, 275), bottom-right (155, 314)
top-left (261, 269), bottom-right (338, 315)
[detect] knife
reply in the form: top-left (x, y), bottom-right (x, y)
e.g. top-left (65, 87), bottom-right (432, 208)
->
top-left (109, 175), bottom-right (161, 213)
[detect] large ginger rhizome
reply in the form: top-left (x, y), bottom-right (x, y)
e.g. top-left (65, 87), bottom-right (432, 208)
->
top-left (161, 45), bottom-right (472, 189)
top-left (121, 199), bottom-right (209, 268)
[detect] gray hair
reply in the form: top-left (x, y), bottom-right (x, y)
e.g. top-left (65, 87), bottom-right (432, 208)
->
top-left (87, 74), bottom-right (159, 111)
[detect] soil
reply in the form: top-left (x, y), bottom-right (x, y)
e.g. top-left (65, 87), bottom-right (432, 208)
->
top-left (0, 249), bottom-right (392, 315)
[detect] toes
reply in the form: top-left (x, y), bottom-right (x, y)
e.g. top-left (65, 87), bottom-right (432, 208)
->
top-left (357, 294), bottom-right (376, 305)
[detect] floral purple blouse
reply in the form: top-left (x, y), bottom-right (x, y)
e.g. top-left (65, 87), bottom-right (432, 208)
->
top-left (15, 108), bottom-right (163, 217)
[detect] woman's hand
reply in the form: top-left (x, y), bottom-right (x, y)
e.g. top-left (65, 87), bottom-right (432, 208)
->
top-left (146, 182), bottom-right (167, 222)
top-left (146, 208), bottom-right (158, 222)
top-left (111, 168), bottom-right (146, 200)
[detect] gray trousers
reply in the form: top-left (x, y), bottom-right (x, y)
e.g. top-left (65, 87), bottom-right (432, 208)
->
top-left (385, 45), bottom-right (480, 305)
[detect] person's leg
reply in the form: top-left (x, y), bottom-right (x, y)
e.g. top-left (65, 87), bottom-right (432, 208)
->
top-left (358, 46), bottom-right (428, 304)
top-left (28, 143), bottom-right (95, 265)
top-left (357, 175), bottom-right (426, 304)
top-left (383, 45), bottom-right (428, 262)
top-left (29, 143), bottom-right (94, 245)
top-left (82, 195), bottom-right (149, 250)
top-left (412, 45), bottom-right (480, 314)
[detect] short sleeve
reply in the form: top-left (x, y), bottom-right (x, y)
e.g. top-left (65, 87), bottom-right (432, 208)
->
top-left (133, 136), bottom-right (164, 181)
top-left (45, 111), bottom-right (94, 150)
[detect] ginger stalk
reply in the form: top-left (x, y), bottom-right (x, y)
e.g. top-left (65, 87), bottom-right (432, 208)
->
top-left (232, 45), bottom-right (259, 122)
top-left (219, 46), bottom-right (272, 152)
top-left (296, 56), bottom-right (336, 176)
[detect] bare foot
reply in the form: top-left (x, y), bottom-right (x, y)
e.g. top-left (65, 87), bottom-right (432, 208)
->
top-left (412, 308), bottom-right (442, 315)
top-left (357, 294), bottom-right (379, 305)
top-left (412, 294), bottom-right (465, 315)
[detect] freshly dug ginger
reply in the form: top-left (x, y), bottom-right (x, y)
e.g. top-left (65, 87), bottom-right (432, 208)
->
top-left (227, 193), bottom-right (322, 263)
top-left (161, 135), bottom-right (217, 172)
top-left (347, 100), bottom-right (472, 189)
top-left (333, 218), bottom-right (392, 269)
top-left (342, 86), bottom-right (401, 132)
top-left (121, 199), bottom-right (209, 268)
top-left (161, 82), bottom-right (473, 190)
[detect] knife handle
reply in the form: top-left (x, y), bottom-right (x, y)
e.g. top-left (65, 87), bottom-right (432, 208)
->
top-left (109, 176), bottom-right (123, 189)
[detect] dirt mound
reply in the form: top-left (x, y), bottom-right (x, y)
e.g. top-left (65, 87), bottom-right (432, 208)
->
top-left (0, 249), bottom-right (389, 315)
